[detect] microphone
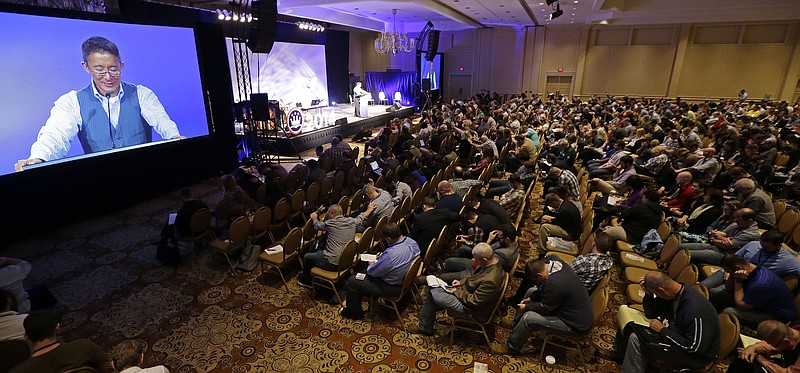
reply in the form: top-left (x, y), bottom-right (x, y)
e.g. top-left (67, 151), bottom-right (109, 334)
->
top-left (106, 92), bottom-right (116, 149)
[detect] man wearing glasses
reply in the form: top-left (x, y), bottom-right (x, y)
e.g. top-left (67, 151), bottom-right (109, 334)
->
top-left (17, 36), bottom-right (180, 169)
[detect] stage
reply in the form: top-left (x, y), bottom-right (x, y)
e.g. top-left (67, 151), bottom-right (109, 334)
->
top-left (269, 102), bottom-right (414, 156)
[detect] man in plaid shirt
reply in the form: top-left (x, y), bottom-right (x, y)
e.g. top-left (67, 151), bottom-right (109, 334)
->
top-left (568, 231), bottom-right (615, 291)
top-left (548, 166), bottom-right (580, 203)
top-left (498, 175), bottom-right (526, 217)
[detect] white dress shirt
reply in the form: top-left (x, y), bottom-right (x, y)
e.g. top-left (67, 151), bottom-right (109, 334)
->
top-left (29, 80), bottom-right (180, 161)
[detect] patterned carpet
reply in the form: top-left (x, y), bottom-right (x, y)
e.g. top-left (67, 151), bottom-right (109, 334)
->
top-left (5, 177), bottom-right (634, 372)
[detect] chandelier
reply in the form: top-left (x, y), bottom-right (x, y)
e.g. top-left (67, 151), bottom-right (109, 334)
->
top-left (374, 9), bottom-right (416, 55)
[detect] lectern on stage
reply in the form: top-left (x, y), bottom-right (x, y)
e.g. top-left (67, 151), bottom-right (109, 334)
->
top-left (358, 98), bottom-right (369, 118)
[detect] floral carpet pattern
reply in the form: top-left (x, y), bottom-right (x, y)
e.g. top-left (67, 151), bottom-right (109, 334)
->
top-left (4, 178), bottom-right (666, 372)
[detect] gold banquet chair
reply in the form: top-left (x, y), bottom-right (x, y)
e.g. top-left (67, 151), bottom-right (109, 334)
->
top-left (442, 273), bottom-right (510, 346)
top-left (539, 287), bottom-right (609, 373)
top-left (259, 227), bottom-right (302, 291)
top-left (208, 216), bottom-right (251, 278)
top-left (311, 240), bottom-right (359, 305)
top-left (175, 207), bottom-right (212, 259)
top-left (369, 256), bottom-right (422, 321)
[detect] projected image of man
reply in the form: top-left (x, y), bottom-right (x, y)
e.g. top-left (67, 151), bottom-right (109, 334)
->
top-left (19, 36), bottom-right (180, 168)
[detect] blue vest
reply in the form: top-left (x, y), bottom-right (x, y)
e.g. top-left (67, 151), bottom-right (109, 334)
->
top-left (76, 81), bottom-right (150, 154)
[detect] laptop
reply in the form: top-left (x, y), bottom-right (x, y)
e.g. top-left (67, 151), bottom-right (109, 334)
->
top-left (370, 161), bottom-right (383, 176)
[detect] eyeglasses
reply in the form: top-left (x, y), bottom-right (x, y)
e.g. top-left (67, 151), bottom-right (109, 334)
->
top-left (90, 68), bottom-right (121, 77)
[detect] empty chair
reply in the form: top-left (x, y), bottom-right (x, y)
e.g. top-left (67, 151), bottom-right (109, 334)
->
top-left (393, 91), bottom-right (402, 104)
top-left (208, 216), bottom-right (251, 277)
top-left (288, 189), bottom-right (306, 225)
top-left (269, 197), bottom-right (290, 243)
top-left (259, 227), bottom-right (303, 291)
top-left (251, 206), bottom-right (271, 244)
top-left (378, 91), bottom-right (388, 105)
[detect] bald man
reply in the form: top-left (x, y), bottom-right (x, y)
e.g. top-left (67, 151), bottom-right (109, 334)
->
top-left (728, 320), bottom-right (800, 373)
top-left (662, 171), bottom-right (694, 210)
top-left (602, 271), bottom-right (719, 372)
top-left (678, 147), bottom-right (719, 183)
top-left (435, 180), bottom-right (463, 213)
top-left (734, 178), bottom-right (776, 229)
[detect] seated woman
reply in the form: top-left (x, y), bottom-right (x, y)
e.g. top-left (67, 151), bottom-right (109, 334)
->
top-left (674, 188), bottom-right (725, 235)
top-left (677, 200), bottom-right (741, 244)
top-left (467, 148), bottom-right (494, 179)
top-left (635, 145), bottom-right (669, 177)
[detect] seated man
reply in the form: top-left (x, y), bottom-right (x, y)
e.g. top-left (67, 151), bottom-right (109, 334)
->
top-left (734, 178), bottom-right (776, 229)
top-left (407, 244), bottom-right (506, 336)
top-left (435, 181), bottom-right (464, 213)
top-left (360, 184), bottom-right (393, 231)
top-left (155, 187), bottom-right (208, 245)
top-left (603, 190), bottom-right (663, 245)
top-left (680, 208), bottom-right (761, 265)
top-left (661, 171), bottom-right (694, 211)
top-left (450, 167), bottom-right (483, 198)
top-left (711, 254), bottom-right (797, 328)
top-left (569, 231), bottom-right (615, 292)
top-left (0, 257), bottom-right (32, 314)
top-left (538, 192), bottom-right (581, 252)
top-left (442, 225), bottom-right (519, 283)
top-left (728, 320), bottom-right (800, 373)
top-left (111, 340), bottom-right (170, 373)
top-left (386, 174), bottom-right (412, 205)
top-left (491, 257), bottom-right (593, 355)
top-left (469, 197), bottom-right (512, 226)
top-left (456, 211), bottom-right (500, 257)
top-left (408, 197), bottom-right (461, 256)
top-left (485, 162), bottom-right (536, 199)
top-left (589, 155), bottom-right (637, 195)
top-left (11, 310), bottom-right (106, 373)
top-left (340, 223), bottom-right (420, 320)
top-left (298, 203), bottom-right (376, 288)
top-left (601, 271), bottom-right (720, 372)
top-left (702, 230), bottom-right (800, 298)
top-left (498, 175), bottom-right (526, 218)
top-left (0, 289), bottom-right (26, 342)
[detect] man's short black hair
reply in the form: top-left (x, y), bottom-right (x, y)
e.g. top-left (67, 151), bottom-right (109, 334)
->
top-left (82, 36), bottom-right (120, 63)
top-left (23, 309), bottom-right (62, 342)
top-left (382, 222), bottom-right (402, 240)
top-left (179, 187), bottom-right (192, 199)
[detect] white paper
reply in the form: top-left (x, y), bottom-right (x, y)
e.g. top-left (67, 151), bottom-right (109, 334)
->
top-left (426, 275), bottom-right (452, 289)
top-left (360, 254), bottom-right (377, 262)
top-left (638, 289), bottom-right (645, 298)
top-left (473, 362), bottom-right (488, 373)
top-left (264, 244), bottom-right (284, 254)
top-left (607, 196), bottom-right (622, 206)
top-left (625, 253), bottom-right (645, 262)
top-left (168, 213), bottom-right (177, 225)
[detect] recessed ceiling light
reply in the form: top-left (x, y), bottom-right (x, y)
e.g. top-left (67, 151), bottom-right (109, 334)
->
top-left (541, 9), bottom-right (545, 11)
top-left (354, 7), bottom-right (358, 10)
top-left (572, 13), bottom-right (575, 15)
top-left (539, 2), bottom-right (544, 5)
top-left (505, 11), bottom-right (510, 13)
top-left (573, 0), bottom-right (579, 3)
top-left (465, 6), bottom-right (470, 9)
top-left (499, 4), bottom-right (504, 7)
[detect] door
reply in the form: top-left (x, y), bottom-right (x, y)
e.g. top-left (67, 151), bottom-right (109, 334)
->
top-left (545, 75), bottom-right (573, 97)
top-left (448, 74), bottom-right (472, 101)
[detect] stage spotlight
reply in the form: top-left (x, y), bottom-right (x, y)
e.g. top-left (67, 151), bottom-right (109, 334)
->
top-left (240, 15), bottom-right (247, 22)
top-left (246, 14), bottom-right (253, 22)
top-left (232, 12), bottom-right (239, 21)
top-left (223, 10), bottom-right (231, 21)
top-left (215, 9), bottom-right (224, 20)
top-left (550, 4), bottom-right (563, 20)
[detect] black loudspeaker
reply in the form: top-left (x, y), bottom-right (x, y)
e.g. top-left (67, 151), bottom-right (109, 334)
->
top-left (421, 78), bottom-right (431, 91)
top-left (247, 0), bottom-right (278, 54)
top-left (335, 117), bottom-right (347, 126)
top-left (425, 30), bottom-right (440, 61)
top-left (386, 107), bottom-right (395, 113)
top-left (394, 102), bottom-right (402, 109)
top-left (251, 93), bottom-right (270, 121)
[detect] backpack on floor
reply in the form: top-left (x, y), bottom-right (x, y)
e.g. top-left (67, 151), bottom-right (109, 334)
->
top-left (235, 244), bottom-right (261, 272)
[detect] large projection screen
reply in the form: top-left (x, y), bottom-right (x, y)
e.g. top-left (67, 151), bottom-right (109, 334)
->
top-left (0, 12), bottom-right (210, 175)
top-left (226, 40), bottom-right (329, 107)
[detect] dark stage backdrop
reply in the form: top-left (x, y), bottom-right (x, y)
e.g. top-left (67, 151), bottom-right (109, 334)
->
top-left (365, 72), bottom-right (418, 108)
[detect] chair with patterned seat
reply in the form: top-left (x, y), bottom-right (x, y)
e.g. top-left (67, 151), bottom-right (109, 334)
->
top-left (260, 227), bottom-right (303, 291)
top-left (268, 197), bottom-right (291, 243)
top-left (311, 240), bottom-right (359, 305)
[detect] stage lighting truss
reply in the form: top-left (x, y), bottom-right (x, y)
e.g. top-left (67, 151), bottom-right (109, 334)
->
top-left (374, 9), bottom-right (415, 55)
top-left (296, 21), bottom-right (325, 32)
top-left (216, 8), bottom-right (252, 22)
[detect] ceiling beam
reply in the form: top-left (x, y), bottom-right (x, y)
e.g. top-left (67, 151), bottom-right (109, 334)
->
top-left (519, 0), bottom-right (540, 26)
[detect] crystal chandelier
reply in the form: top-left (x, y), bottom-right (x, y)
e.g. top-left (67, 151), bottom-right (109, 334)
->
top-left (374, 9), bottom-right (416, 55)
